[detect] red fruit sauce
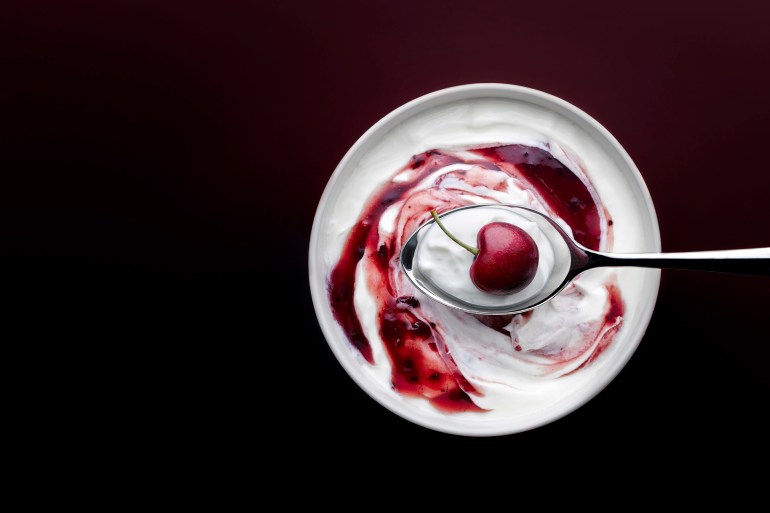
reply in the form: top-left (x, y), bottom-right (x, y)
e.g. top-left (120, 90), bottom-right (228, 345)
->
top-left (327, 144), bottom-right (622, 412)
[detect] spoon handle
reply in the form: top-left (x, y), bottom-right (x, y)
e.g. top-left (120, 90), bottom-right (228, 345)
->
top-left (585, 247), bottom-right (770, 276)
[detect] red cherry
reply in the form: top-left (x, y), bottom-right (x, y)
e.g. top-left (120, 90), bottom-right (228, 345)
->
top-left (430, 210), bottom-right (539, 296)
top-left (470, 222), bottom-right (539, 295)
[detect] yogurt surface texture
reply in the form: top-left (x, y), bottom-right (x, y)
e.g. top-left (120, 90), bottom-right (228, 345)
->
top-left (415, 206), bottom-right (554, 307)
top-left (316, 96), bottom-right (656, 418)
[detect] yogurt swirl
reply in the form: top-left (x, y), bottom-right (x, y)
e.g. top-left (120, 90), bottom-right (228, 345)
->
top-left (327, 142), bottom-right (623, 413)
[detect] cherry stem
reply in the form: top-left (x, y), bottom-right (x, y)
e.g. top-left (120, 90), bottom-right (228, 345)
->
top-left (431, 209), bottom-right (479, 256)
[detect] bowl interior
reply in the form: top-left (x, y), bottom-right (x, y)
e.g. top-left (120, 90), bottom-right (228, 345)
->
top-left (309, 84), bottom-right (660, 436)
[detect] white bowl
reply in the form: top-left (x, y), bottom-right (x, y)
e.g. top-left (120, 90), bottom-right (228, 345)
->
top-left (309, 84), bottom-right (660, 436)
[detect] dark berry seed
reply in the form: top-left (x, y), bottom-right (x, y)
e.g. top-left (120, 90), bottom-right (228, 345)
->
top-left (396, 296), bottom-right (419, 308)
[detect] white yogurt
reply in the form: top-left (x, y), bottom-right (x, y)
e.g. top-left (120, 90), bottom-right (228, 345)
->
top-left (415, 207), bottom-right (555, 307)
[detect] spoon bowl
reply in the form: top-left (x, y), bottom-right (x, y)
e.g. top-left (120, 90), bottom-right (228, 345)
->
top-left (401, 204), bottom-right (770, 315)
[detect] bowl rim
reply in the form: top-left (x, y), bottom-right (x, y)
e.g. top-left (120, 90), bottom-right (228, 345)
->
top-left (308, 83), bottom-right (661, 436)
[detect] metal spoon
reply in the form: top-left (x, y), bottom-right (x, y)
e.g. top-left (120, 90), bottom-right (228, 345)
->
top-left (400, 204), bottom-right (770, 315)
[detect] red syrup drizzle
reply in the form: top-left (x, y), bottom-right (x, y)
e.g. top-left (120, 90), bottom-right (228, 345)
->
top-left (328, 144), bottom-right (623, 412)
top-left (328, 151), bottom-right (482, 412)
top-left (473, 145), bottom-right (601, 250)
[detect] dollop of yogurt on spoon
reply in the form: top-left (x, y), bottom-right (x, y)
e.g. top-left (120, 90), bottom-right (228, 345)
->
top-left (415, 206), bottom-right (555, 307)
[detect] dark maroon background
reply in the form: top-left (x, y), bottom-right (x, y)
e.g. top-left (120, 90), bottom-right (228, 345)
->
top-left (2, 1), bottom-right (768, 459)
